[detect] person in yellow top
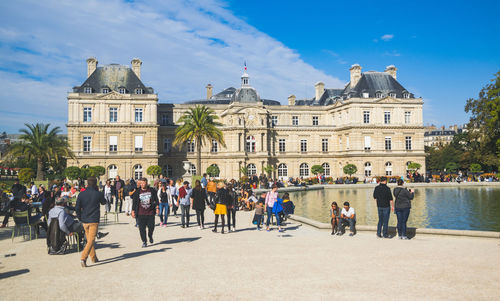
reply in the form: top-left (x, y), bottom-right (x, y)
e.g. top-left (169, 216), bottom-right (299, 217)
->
top-left (206, 178), bottom-right (217, 205)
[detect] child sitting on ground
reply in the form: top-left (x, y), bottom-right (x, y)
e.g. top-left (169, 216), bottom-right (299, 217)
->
top-left (253, 200), bottom-right (264, 230)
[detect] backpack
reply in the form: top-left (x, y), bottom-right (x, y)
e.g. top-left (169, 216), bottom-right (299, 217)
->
top-left (46, 215), bottom-right (68, 255)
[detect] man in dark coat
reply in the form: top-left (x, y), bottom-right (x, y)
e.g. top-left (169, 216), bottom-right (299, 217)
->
top-left (373, 176), bottom-right (393, 238)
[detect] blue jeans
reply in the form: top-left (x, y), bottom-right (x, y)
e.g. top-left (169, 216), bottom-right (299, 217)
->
top-left (265, 206), bottom-right (280, 227)
top-left (159, 203), bottom-right (169, 224)
top-left (395, 207), bottom-right (411, 237)
top-left (377, 207), bottom-right (391, 237)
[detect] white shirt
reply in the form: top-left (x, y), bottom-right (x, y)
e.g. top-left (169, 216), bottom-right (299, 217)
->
top-left (31, 185), bottom-right (38, 195)
top-left (341, 207), bottom-right (355, 218)
top-left (104, 185), bottom-right (112, 195)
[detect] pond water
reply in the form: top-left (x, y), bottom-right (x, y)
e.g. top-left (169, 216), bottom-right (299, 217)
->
top-left (289, 186), bottom-right (500, 232)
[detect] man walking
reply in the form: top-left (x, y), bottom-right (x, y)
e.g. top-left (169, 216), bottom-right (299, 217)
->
top-left (75, 177), bottom-right (108, 267)
top-left (113, 176), bottom-right (125, 212)
top-left (178, 181), bottom-right (192, 228)
top-left (373, 176), bottom-right (393, 238)
top-left (132, 178), bottom-right (159, 248)
top-left (168, 179), bottom-right (178, 216)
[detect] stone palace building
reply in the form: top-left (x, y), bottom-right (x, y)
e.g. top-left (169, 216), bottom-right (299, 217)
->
top-left (67, 58), bottom-right (425, 181)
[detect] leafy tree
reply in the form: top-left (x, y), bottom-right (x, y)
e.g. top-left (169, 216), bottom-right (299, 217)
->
top-left (174, 105), bottom-right (225, 177)
top-left (80, 166), bottom-right (91, 180)
top-left (464, 71), bottom-right (500, 170)
top-left (445, 162), bottom-right (458, 173)
top-left (311, 165), bottom-right (324, 175)
top-left (7, 123), bottom-right (74, 180)
top-left (89, 166), bottom-right (106, 179)
top-left (64, 166), bottom-right (81, 180)
top-left (18, 168), bottom-right (35, 184)
top-left (206, 165), bottom-right (220, 177)
top-left (263, 164), bottom-right (275, 177)
top-left (343, 164), bottom-right (357, 178)
top-left (146, 165), bottom-right (162, 179)
top-left (470, 163), bottom-right (482, 173)
top-left (407, 162), bottom-right (422, 172)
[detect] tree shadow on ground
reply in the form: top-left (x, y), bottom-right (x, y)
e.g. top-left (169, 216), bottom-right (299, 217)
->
top-left (91, 248), bottom-right (171, 266)
top-left (0, 268), bottom-right (30, 279)
top-left (156, 236), bottom-right (201, 245)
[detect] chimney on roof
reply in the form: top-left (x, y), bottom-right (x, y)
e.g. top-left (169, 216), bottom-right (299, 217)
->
top-left (206, 84), bottom-right (213, 99)
top-left (349, 64), bottom-right (362, 87)
top-left (314, 82), bottom-right (325, 100)
top-left (131, 58), bottom-right (142, 79)
top-left (288, 94), bottom-right (296, 106)
top-left (86, 57), bottom-right (98, 78)
top-left (385, 65), bottom-right (397, 80)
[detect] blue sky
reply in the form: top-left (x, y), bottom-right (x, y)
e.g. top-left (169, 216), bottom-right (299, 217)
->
top-left (0, 0), bottom-right (499, 133)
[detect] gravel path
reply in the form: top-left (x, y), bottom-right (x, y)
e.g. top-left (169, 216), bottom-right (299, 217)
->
top-left (1, 209), bottom-right (499, 300)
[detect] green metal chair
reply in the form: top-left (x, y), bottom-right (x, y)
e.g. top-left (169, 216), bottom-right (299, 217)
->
top-left (67, 232), bottom-right (81, 252)
top-left (103, 211), bottom-right (119, 224)
top-left (11, 211), bottom-right (38, 242)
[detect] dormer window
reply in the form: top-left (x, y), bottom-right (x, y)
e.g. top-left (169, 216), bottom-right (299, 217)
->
top-left (84, 87), bottom-right (92, 94)
top-left (362, 92), bottom-right (369, 98)
top-left (389, 92), bottom-right (396, 98)
top-left (135, 88), bottom-right (143, 94)
top-left (403, 92), bottom-right (410, 99)
top-left (119, 88), bottom-right (126, 94)
top-left (375, 92), bottom-right (382, 98)
top-left (102, 88), bottom-right (109, 94)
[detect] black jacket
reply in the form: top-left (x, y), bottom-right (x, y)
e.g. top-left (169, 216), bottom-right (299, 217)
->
top-left (373, 184), bottom-right (393, 208)
top-left (393, 187), bottom-right (414, 209)
top-left (75, 186), bottom-right (106, 223)
top-left (132, 187), bottom-right (159, 215)
top-left (191, 188), bottom-right (208, 210)
top-left (215, 188), bottom-right (229, 205)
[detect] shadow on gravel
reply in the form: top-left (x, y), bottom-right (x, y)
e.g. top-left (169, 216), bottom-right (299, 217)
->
top-left (96, 242), bottom-right (122, 250)
top-left (157, 237), bottom-right (201, 245)
top-left (0, 268), bottom-right (30, 279)
top-left (91, 248), bottom-right (171, 266)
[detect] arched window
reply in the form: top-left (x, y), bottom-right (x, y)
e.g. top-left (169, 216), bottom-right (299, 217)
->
top-left (247, 163), bottom-right (257, 176)
top-left (385, 162), bottom-right (393, 176)
top-left (189, 163), bottom-right (197, 176)
top-left (134, 164), bottom-right (143, 180)
top-left (277, 163), bottom-right (288, 177)
top-left (364, 162), bottom-right (372, 177)
top-left (246, 136), bottom-right (256, 152)
top-left (163, 165), bottom-right (173, 178)
top-left (322, 163), bottom-right (330, 176)
top-left (108, 164), bottom-right (118, 179)
top-left (300, 163), bottom-right (309, 177)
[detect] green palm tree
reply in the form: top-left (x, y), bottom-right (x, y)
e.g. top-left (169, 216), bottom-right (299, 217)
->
top-left (8, 123), bottom-right (74, 180)
top-left (174, 105), bottom-right (225, 175)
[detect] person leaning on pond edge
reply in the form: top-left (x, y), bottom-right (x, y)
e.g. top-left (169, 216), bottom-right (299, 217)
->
top-left (393, 179), bottom-right (414, 240)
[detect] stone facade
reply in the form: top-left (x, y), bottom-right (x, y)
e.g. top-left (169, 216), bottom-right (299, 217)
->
top-left (68, 58), bottom-right (426, 181)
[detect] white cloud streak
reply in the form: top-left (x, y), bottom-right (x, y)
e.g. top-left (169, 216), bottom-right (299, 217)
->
top-left (381, 34), bottom-right (394, 41)
top-left (0, 0), bottom-right (344, 132)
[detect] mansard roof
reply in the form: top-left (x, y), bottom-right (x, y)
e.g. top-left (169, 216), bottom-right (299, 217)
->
top-left (186, 86), bottom-right (280, 106)
top-left (73, 64), bottom-right (154, 94)
top-left (343, 71), bottom-right (414, 99)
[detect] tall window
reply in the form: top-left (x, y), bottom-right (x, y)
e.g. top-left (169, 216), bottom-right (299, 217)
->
top-left (405, 111), bottom-right (411, 124)
top-left (385, 162), bottom-right (393, 176)
top-left (292, 116), bottom-right (299, 126)
top-left (322, 163), bottom-right (330, 176)
top-left (384, 111), bottom-right (391, 124)
top-left (385, 137), bottom-right (392, 150)
top-left (163, 165), bottom-right (173, 177)
top-left (83, 136), bottom-right (92, 152)
top-left (322, 138), bottom-right (328, 152)
top-left (189, 163), bottom-right (197, 176)
top-left (84, 87), bottom-right (92, 94)
top-left (300, 163), bottom-right (309, 177)
top-left (163, 138), bottom-right (171, 153)
top-left (364, 136), bottom-right (371, 150)
top-left (278, 139), bottom-right (286, 152)
top-left (405, 136), bottom-right (412, 150)
top-left (211, 139), bottom-right (218, 153)
top-left (312, 116), bottom-right (319, 126)
top-left (271, 116), bottom-right (278, 126)
top-left (161, 114), bottom-right (169, 125)
top-left (135, 108), bottom-right (143, 122)
top-left (187, 140), bottom-right (195, 153)
top-left (363, 111), bottom-right (370, 124)
top-left (109, 136), bottom-right (117, 152)
top-left (247, 164), bottom-right (257, 176)
top-left (364, 162), bottom-right (372, 177)
top-left (300, 139), bottom-right (307, 152)
top-left (83, 107), bottom-right (92, 122)
top-left (278, 163), bottom-right (288, 177)
top-left (109, 108), bottom-right (118, 123)
top-left (246, 136), bottom-right (256, 153)
top-left (135, 136), bottom-right (143, 152)
top-left (134, 164), bottom-right (143, 180)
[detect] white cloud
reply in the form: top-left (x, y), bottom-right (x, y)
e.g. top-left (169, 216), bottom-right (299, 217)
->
top-left (0, 0), bottom-right (344, 132)
top-left (381, 34), bottom-right (394, 41)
